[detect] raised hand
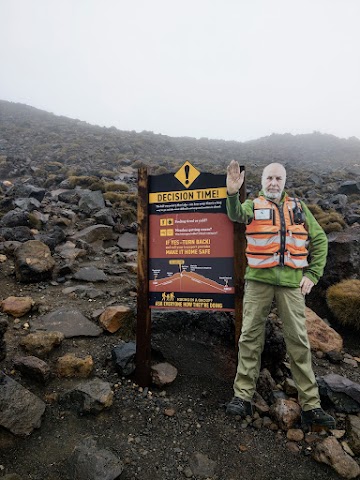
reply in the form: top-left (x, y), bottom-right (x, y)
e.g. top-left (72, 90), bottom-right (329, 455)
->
top-left (226, 160), bottom-right (245, 195)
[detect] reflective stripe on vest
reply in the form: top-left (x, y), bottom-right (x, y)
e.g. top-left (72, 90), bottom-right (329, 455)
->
top-left (246, 253), bottom-right (280, 268)
top-left (245, 196), bottom-right (309, 269)
top-left (246, 234), bottom-right (279, 248)
top-left (286, 230), bottom-right (308, 249)
top-left (284, 253), bottom-right (308, 269)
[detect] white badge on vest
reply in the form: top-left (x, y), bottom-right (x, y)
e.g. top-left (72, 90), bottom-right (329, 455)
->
top-left (254, 208), bottom-right (272, 220)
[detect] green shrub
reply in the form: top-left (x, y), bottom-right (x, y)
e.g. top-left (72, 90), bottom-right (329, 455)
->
top-left (326, 279), bottom-right (360, 330)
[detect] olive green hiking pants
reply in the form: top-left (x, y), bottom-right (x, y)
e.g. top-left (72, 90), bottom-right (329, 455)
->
top-left (233, 280), bottom-right (321, 411)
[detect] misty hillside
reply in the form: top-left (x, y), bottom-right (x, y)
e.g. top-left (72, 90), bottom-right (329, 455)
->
top-left (1, 100), bottom-right (360, 181)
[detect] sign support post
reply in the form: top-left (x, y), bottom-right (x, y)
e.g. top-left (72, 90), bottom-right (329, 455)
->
top-left (135, 167), bottom-right (152, 387)
top-left (135, 162), bottom-right (246, 386)
top-left (234, 166), bottom-right (247, 346)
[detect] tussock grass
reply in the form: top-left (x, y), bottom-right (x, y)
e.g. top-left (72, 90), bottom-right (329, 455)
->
top-left (326, 279), bottom-right (360, 330)
top-left (308, 204), bottom-right (346, 233)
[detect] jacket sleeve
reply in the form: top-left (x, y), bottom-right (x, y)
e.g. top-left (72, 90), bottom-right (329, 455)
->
top-left (226, 194), bottom-right (254, 224)
top-left (301, 201), bottom-right (328, 285)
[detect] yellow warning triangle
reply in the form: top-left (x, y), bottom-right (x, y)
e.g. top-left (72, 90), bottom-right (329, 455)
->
top-left (174, 161), bottom-right (200, 189)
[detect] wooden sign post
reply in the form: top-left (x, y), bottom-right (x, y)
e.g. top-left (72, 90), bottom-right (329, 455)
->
top-left (135, 163), bottom-right (246, 387)
top-left (135, 167), bottom-right (151, 387)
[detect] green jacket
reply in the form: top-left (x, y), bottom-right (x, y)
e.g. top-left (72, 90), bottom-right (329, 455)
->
top-left (226, 190), bottom-right (328, 287)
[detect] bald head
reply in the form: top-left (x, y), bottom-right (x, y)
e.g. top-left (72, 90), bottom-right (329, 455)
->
top-left (261, 163), bottom-right (286, 201)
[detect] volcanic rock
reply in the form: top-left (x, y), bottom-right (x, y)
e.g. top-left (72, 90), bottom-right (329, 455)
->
top-left (14, 240), bottom-right (55, 282)
top-left (0, 373), bottom-right (46, 436)
top-left (305, 307), bottom-right (343, 353)
top-left (33, 307), bottom-right (102, 338)
top-left (1, 296), bottom-right (34, 317)
top-left (312, 436), bottom-right (360, 479)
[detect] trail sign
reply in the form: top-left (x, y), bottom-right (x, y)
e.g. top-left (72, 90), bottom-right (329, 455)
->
top-left (148, 161), bottom-right (235, 311)
top-left (174, 161), bottom-right (200, 188)
top-left (135, 163), bottom-right (246, 387)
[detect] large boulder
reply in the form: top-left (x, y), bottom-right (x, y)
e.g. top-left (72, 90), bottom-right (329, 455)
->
top-left (70, 225), bottom-right (113, 245)
top-left (0, 373), bottom-right (46, 436)
top-left (318, 374), bottom-right (360, 413)
top-left (59, 378), bottom-right (113, 415)
top-left (32, 307), bottom-right (102, 338)
top-left (19, 331), bottom-right (64, 358)
top-left (14, 197), bottom-right (41, 211)
top-left (339, 181), bottom-right (360, 195)
top-left (346, 415), bottom-right (360, 456)
top-left (1, 296), bottom-right (34, 317)
top-left (1, 209), bottom-right (30, 227)
top-left (0, 226), bottom-right (34, 242)
top-left (312, 436), bottom-right (360, 479)
top-left (70, 437), bottom-right (124, 480)
top-left (14, 240), bottom-right (55, 282)
top-left (111, 342), bottom-right (136, 376)
top-left (78, 190), bottom-right (105, 214)
top-left (322, 226), bottom-right (360, 288)
top-left (305, 307), bottom-right (343, 352)
top-left (13, 356), bottom-right (51, 384)
top-left (269, 398), bottom-right (301, 431)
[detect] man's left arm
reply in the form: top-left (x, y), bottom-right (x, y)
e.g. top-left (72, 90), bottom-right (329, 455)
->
top-left (300, 202), bottom-right (328, 293)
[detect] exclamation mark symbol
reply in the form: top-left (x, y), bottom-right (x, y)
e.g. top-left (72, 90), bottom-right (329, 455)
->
top-left (184, 164), bottom-right (190, 185)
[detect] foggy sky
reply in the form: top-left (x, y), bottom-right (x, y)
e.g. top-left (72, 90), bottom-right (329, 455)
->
top-left (1, 0), bottom-right (359, 142)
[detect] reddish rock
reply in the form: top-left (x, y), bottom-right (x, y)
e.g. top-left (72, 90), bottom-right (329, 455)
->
top-left (305, 307), bottom-right (343, 353)
top-left (312, 436), bottom-right (360, 479)
top-left (13, 355), bottom-right (51, 383)
top-left (99, 306), bottom-right (133, 333)
top-left (287, 428), bottom-right (304, 442)
top-left (1, 296), bottom-right (34, 317)
top-left (270, 399), bottom-right (301, 431)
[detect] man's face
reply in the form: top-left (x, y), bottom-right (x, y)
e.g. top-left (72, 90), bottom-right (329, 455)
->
top-left (261, 164), bottom-right (286, 200)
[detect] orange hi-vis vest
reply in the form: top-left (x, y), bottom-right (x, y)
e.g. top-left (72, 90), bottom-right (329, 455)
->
top-left (245, 196), bottom-right (309, 269)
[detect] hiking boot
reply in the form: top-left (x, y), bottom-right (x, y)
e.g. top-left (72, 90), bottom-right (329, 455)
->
top-left (226, 397), bottom-right (253, 417)
top-left (301, 408), bottom-right (336, 432)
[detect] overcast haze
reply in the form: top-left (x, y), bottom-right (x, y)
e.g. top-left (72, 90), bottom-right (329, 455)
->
top-left (1, 0), bottom-right (359, 142)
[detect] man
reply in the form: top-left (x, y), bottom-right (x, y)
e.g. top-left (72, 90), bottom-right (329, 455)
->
top-left (226, 160), bottom-right (335, 431)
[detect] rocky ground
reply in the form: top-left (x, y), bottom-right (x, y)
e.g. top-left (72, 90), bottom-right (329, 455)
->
top-left (0, 233), bottom-right (360, 480)
top-left (0, 154), bottom-right (359, 479)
